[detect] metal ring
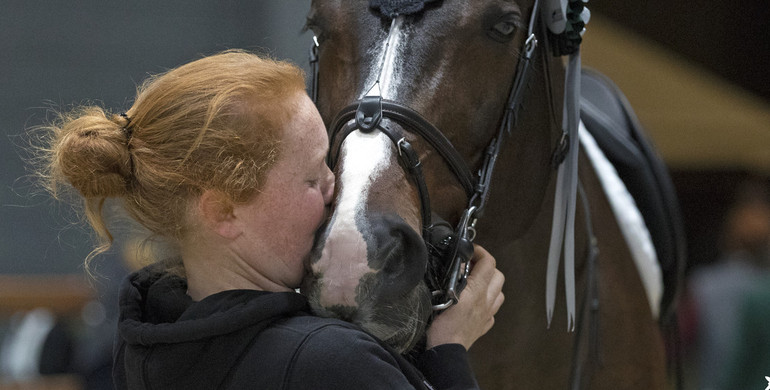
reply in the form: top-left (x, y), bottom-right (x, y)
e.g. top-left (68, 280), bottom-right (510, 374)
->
top-left (396, 137), bottom-right (406, 157)
top-left (432, 298), bottom-right (456, 311)
top-left (466, 225), bottom-right (477, 242)
top-left (524, 33), bottom-right (538, 57)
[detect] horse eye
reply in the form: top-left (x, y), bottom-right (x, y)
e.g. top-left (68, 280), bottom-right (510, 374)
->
top-left (492, 21), bottom-right (516, 36)
top-left (488, 13), bottom-right (521, 42)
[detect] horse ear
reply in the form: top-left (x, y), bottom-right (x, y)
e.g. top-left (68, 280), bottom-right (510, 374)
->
top-left (197, 190), bottom-right (239, 239)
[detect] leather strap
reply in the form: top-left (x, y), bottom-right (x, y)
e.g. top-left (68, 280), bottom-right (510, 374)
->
top-left (329, 100), bottom-right (477, 200)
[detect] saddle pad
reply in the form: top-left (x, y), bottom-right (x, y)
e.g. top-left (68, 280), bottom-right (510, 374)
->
top-left (579, 126), bottom-right (662, 318)
top-left (579, 68), bottom-right (686, 320)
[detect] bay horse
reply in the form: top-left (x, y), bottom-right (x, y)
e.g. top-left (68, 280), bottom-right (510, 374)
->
top-left (301, 0), bottom-right (684, 388)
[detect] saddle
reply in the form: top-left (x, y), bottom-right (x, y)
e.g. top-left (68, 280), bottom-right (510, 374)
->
top-left (579, 68), bottom-right (686, 320)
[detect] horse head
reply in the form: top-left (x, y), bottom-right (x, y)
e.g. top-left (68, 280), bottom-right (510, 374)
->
top-left (302, 0), bottom-right (566, 352)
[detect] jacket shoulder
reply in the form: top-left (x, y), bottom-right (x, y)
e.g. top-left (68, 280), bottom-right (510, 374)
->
top-left (229, 315), bottom-right (421, 389)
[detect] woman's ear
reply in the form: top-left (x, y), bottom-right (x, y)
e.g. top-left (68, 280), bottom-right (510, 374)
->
top-left (198, 190), bottom-right (240, 239)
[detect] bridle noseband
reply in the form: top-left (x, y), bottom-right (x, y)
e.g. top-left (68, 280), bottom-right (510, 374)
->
top-left (328, 95), bottom-right (482, 310)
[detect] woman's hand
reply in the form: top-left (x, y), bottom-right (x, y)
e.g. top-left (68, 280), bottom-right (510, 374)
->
top-left (425, 245), bottom-right (505, 351)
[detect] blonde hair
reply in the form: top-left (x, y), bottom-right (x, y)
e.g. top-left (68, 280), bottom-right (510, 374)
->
top-left (41, 50), bottom-right (306, 270)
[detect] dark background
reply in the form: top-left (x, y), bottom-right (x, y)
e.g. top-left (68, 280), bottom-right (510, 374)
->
top-left (1, 0), bottom-right (768, 275)
top-left (589, 0), bottom-right (770, 101)
top-left (1, 0), bottom-right (313, 274)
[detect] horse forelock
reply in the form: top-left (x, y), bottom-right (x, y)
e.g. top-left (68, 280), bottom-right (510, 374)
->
top-left (369, 0), bottom-right (443, 18)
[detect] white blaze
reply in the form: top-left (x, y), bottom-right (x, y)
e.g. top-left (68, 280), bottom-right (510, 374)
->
top-left (316, 133), bottom-right (392, 307)
top-left (361, 16), bottom-right (406, 100)
top-left (315, 20), bottom-right (407, 307)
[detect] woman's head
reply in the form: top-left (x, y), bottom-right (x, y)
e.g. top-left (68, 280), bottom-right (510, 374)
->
top-left (44, 50), bottom-right (307, 266)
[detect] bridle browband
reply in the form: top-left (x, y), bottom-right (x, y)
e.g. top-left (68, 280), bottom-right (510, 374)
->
top-left (310, 0), bottom-right (586, 313)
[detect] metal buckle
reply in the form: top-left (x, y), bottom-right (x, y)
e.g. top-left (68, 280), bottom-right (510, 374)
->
top-left (432, 206), bottom-right (478, 311)
top-left (524, 33), bottom-right (538, 58)
top-left (309, 36), bottom-right (320, 104)
top-left (396, 137), bottom-right (406, 157)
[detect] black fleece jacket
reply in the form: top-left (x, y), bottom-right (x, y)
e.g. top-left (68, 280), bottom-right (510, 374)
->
top-left (113, 264), bottom-right (479, 389)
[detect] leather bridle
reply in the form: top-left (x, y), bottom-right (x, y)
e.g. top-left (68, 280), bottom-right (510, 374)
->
top-left (309, 0), bottom-right (567, 310)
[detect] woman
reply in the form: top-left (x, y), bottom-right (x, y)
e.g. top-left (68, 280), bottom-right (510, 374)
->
top-left (42, 50), bottom-right (504, 389)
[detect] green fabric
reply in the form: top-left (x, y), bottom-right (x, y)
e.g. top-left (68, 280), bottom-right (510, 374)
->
top-left (721, 278), bottom-right (770, 389)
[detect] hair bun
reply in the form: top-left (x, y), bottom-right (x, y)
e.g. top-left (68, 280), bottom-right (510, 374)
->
top-left (53, 107), bottom-right (133, 198)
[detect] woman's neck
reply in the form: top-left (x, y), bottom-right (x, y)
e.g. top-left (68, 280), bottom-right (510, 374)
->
top-left (181, 239), bottom-right (292, 301)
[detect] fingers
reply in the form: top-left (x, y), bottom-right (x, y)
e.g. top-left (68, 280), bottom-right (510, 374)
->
top-left (490, 292), bottom-right (505, 320)
top-left (488, 267), bottom-right (505, 302)
top-left (470, 244), bottom-right (505, 315)
top-left (425, 244), bottom-right (505, 351)
top-left (467, 245), bottom-right (503, 290)
top-left (492, 290), bottom-right (505, 314)
top-left (467, 245), bottom-right (495, 281)
top-left (471, 244), bottom-right (495, 269)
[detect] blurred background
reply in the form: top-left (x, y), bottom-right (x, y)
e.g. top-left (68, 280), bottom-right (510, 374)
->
top-left (0, 1), bottom-right (767, 389)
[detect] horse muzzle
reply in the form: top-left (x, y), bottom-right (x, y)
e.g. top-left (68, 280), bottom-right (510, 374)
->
top-left (303, 212), bottom-right (432, 352)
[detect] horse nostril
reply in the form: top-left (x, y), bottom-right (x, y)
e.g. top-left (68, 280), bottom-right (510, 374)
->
top-left (368, 214), bottom-right (428, 300)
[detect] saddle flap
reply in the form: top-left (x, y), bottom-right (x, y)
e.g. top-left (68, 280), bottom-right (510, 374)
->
top-left (579, 68), bottom-right (686, 320)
